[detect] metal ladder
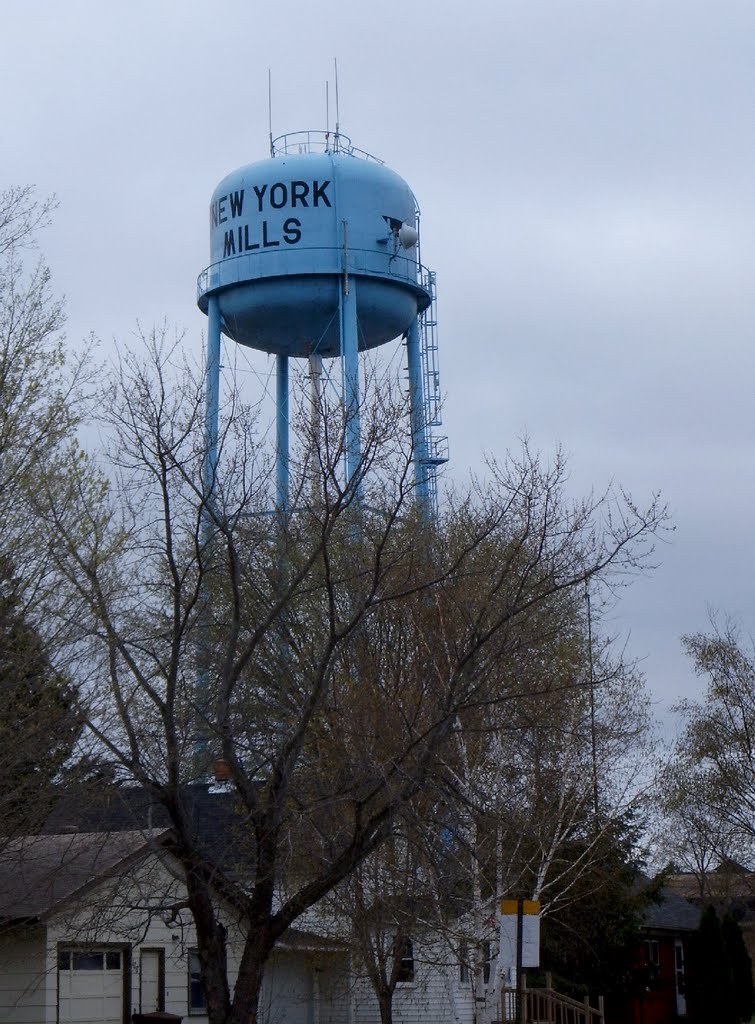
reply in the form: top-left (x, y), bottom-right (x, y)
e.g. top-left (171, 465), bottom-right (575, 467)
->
top-left (417, 269), bottom-right (448, 514)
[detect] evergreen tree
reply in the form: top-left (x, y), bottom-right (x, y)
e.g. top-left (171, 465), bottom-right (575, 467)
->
top-left (538, 812), bottom-right (659, 1012)
top-left (0, 558), bottom-right (81, 829)
top-left (721, 913), bottom-right (753, 1024)
top-left (688, 905), bottom-right (737, 1023)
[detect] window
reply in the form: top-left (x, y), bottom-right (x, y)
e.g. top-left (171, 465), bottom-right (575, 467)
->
top-left (459, 939), bottom-right (470, 984)
top-left (482, 941), bottom-right (492, 985)
top-left (675, 941), bottom-right (686, 995)
top-left (395, 938), bottom-right (415, 984)
top-left (674, 938), bottom-right (687, 1015)
top-left (73, 952), bottom-right (104, 971)
top-left (188, 949), bottom-right (207, 1015)
top-left (58, 950), bottom-right (122, 971)
top-left (644, 940), bottom-right (660, 987)
top-left (645, 940), bottom-right (660, 967)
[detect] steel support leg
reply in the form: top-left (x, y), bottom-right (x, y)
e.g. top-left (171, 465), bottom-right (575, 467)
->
top-left (276, 354), bottom-right (290, 513)
top-left (203, 294), bottom-right (222, 528)
top-left (340, 279), bottom-right (361, 493)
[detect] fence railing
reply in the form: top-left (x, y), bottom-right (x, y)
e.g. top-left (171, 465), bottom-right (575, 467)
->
top-left (499, 972), bottom-right (605, 1024)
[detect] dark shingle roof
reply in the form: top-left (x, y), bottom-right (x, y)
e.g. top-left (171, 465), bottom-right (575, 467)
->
top-left (0, 827), bottom-right (342, 952)
top-left (643, 888), bottom-right (702, 933)
top-left (0, 829), bottom-right (167, 920)
top-left (44, 784), bottom-right (252, 875)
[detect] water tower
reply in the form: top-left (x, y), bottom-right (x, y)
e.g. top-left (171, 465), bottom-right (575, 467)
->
top-left (197, 130), bottom-right (447, 515)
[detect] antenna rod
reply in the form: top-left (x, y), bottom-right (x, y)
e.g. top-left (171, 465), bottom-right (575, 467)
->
top-left (326, 80), bottom-right (330, 139)
top-left (334, 58), bottom-right (340, 150)
top-left (268, 68), bottom-right (273, 156)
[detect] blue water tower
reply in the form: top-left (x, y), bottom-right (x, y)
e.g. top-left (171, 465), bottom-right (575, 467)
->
top-left (197, 130), bottom-right (447, 514)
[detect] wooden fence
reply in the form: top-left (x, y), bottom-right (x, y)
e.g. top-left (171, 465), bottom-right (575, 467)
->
top-left (500, 971), bottom-right (605, 1024)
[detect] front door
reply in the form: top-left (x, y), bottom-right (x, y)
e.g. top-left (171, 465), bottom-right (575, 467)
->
top-left (140, 948), bottom-right (165, 1013)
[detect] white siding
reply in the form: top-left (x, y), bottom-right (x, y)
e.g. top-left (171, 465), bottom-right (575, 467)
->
top-left (0, 928), bottom-right (48, 1024)
top-left (43, 851), bottom-right (345, 1024)
top-left (260, 954), bottom-right (314, 1024)
top-left (0, 850), bottom-right (355, 1024)
top-left (350, 941), bottom-right (490, 1024)
top-left (46, 854), bottom-right (219, 1024)
top-left (316, 956), bottom-right (351, 1024)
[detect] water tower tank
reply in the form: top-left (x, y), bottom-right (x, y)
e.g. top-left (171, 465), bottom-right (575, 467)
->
top-left (197, 132), bottom-right (431, 357)
top-left (197, 131), bottom-right (444, 515)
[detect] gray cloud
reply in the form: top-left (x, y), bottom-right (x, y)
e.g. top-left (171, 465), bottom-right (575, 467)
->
top-left (3, 0), bottom-right (754, 725)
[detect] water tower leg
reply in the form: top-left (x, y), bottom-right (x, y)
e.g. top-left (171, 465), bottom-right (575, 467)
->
top-left (406, 317), bottom-right (430, 514)
top-left (203, 294), bottom-right (222, 524)
top-left (309, 353), bottom-right (323, 504)
top-left (196, 293), bottom-right (222, 777)
top-left (276, 354), bottom-right (290, 512)
top-left (340, 280), bottom-right (361, 492)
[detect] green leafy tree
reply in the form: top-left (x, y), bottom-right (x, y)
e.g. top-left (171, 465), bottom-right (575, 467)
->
top-left (0, 185), bottom-right (99, 839)
top-left (687, 907), bottom-right (753, 1023)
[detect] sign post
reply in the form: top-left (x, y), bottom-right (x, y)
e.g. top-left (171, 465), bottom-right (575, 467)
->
top-left (500, 898), bottom-right (541, 1024)
top-left (516, 900), bottom-right (524, 1024)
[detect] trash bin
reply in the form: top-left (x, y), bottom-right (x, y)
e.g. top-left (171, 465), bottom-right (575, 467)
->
top-left (132, 1014), bottom-right (183, 1024)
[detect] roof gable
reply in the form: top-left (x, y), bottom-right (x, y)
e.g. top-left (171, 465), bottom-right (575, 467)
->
top-left (0, 829), bottom-right (169, 921)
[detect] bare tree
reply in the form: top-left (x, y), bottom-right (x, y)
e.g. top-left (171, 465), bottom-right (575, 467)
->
top-left (36, 331), bottom-right (667, 1024)
top-left (317, 613), bottom-right (655, 1024)
top-left (0, 186), bottom-right (94, 626)
top-left (407, 614), bottom-right (655, 1005)
top-left (661, 618), bottom-right (755, 890)
top-left (320, 826), bottom-right (435, 1024)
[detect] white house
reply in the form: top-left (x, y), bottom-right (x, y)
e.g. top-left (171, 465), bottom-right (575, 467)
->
top-left (0, 829), bottom-right (352, 1024)
top-left (0, 819), bottom-right (505, 1024)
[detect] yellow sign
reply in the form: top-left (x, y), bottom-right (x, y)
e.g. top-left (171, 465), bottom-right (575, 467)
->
top-left (500, 899), bottom-right (541, 916)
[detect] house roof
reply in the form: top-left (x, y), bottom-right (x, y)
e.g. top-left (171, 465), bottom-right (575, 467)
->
top-left (44, 783), bottom-right (252, 874)
top-left (45, 782), bottom-right (237, 835)
top-left (0, 829), bottom-right (167, 921)
top-left (279, 926), bottom-right (346, 952)
top-left (0, 828), bottom-right (343, 953)
top-left (714, 858), bottom-right (752, 875)
top-left (643, 887), bottom-right (701, 933)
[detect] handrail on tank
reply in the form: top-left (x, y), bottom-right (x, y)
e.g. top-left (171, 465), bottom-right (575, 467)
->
top-left (419, 267), bottom-right (435, 301)
top-left (272, 130), bottom-right (384, 165)
top-left (197, 253), bottom-right (433, 303)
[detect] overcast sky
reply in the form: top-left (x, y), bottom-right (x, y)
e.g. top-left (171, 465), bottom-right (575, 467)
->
top-left (3, 0), bottom-right (754, 730)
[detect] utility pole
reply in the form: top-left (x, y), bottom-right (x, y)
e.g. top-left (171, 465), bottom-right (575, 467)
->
top-left (585, 582), bottom-right (599, 820)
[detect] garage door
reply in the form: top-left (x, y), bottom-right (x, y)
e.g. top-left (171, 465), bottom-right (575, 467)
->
top-left (58, 948), bottom-right (124, 1024)
top-left (263, 955), bottom-right (313, 1024)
